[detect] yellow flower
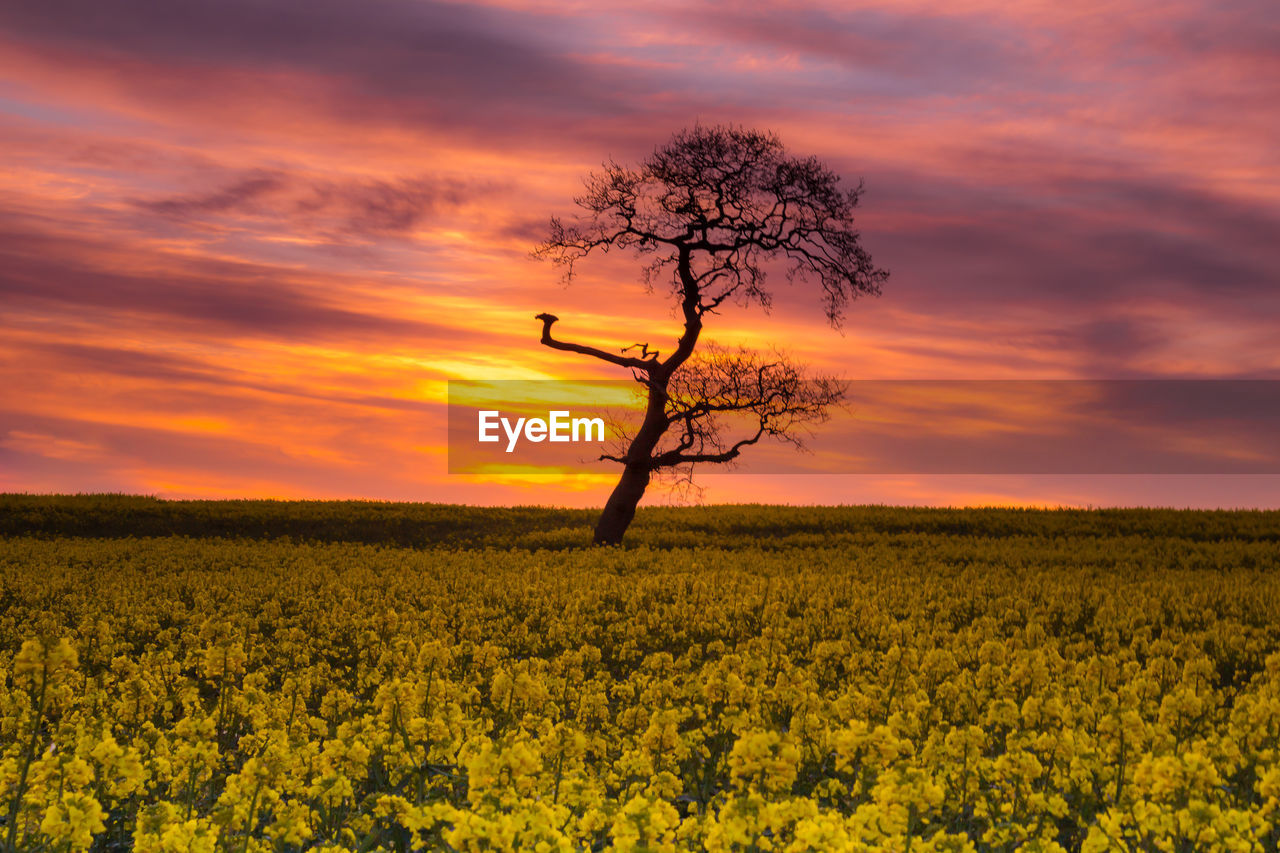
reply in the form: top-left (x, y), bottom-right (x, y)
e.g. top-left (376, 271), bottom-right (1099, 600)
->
top-left (39, 792), bottom-right (106, 851)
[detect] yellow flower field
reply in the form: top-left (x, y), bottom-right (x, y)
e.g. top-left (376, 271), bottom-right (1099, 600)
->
top-left (2, 499), bottom-right (1279, 851)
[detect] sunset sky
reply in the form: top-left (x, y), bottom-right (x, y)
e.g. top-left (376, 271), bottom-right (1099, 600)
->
top-left (2, 0), bottom-right (1278, 507)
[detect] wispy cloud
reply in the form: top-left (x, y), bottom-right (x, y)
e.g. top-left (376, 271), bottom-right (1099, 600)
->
top-left (1, 0), bottom-right (1276, 505)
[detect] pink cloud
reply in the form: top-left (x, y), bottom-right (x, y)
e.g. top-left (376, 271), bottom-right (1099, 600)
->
top-left (1, 0), bottom-right (1276, 506)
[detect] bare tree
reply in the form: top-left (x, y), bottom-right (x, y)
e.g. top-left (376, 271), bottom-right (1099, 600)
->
top-left (534, 124), bottom-right (888, 545)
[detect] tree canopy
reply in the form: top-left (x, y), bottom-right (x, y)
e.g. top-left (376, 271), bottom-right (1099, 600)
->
top-left (536, 124), bottom-right (888, 328)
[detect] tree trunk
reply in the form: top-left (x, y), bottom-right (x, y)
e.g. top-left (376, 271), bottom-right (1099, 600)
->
top-left (593, 462), bottom-right (650, 545)
top-left (591, 249), bottom-right (701, 546)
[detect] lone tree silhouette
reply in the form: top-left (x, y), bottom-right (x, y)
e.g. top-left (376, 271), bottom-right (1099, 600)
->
top-left (535, 125), bottom-right (888, 545)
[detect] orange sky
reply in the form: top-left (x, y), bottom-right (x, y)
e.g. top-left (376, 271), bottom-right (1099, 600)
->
top-left (1, 0), bottom-right (1278, 507)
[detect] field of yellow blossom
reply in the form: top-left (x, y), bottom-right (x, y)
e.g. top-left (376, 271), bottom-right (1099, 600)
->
top-left (2, 495), bottom-right (1280, 851)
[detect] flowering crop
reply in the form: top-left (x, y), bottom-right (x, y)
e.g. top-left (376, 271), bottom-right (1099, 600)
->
top-left (2, 503), bottom-right (1279, 850)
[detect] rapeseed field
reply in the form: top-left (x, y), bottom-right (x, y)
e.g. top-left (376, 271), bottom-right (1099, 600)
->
top-left (2, 496), bottom-right (1278, 851)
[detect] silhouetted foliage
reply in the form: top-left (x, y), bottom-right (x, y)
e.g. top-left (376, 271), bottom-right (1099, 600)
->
top-left (3, 494), bottom-right (1278, 553)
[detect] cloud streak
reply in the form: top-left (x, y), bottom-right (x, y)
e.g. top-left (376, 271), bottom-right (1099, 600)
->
top-left (136, 170), bottom-right (478, 239)
top-left (1, 0), bottom-right (1277, 505)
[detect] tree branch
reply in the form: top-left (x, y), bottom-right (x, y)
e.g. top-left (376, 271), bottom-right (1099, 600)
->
top-left (535, 313), bottom-right (658, 371)
top-left (655, 426), bottom-right (766, 466)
